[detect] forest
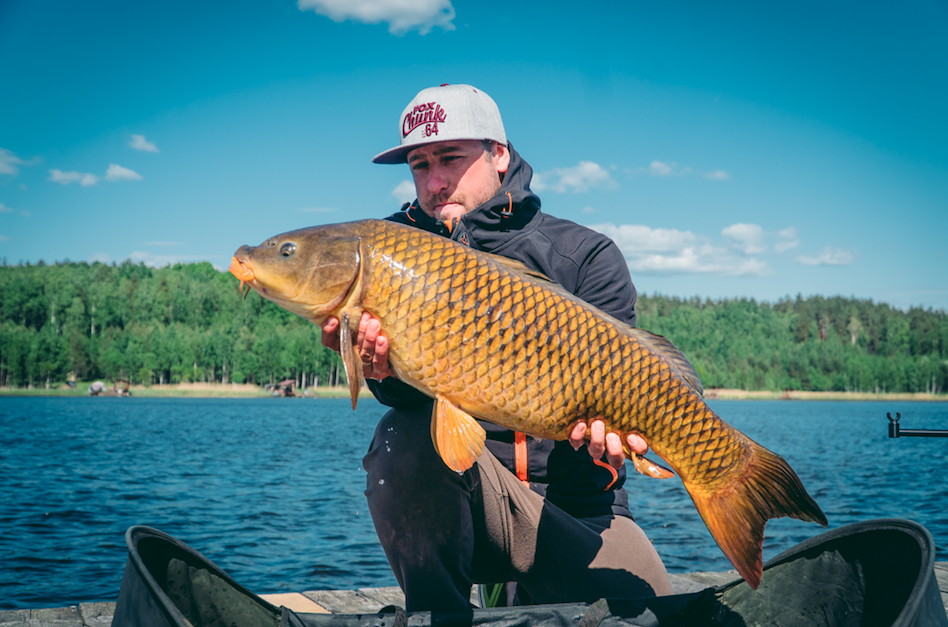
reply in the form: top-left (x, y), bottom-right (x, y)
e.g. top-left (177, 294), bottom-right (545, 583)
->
top-left (0, 260), bottom-right (946, 394)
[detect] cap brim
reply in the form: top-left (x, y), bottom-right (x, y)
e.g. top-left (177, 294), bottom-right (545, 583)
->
top-left (372, 143), bottom-right (421, 165)
top-left (372, 136), bottom-right (503, 164)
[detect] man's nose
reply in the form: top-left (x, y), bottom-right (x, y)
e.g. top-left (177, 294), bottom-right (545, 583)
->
top-left (427, 166), bottom-right (449, 194)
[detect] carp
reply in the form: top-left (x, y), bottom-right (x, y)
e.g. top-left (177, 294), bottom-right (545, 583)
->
top-left (229, 219), bottom-right (827, 589)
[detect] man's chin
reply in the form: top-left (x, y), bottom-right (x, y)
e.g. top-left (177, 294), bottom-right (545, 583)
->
top-left (431, 203), bottom-right (467, 222)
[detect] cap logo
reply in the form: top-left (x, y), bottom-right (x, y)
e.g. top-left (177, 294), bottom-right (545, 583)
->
top-left (403, 101), bottom-right (446, 138)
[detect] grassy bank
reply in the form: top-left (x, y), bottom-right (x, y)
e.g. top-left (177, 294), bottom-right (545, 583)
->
top-left (705, 389), bottom-right (948, 401)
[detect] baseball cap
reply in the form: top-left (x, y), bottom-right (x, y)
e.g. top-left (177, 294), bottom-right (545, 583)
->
top-left (372, 84), bottom-right (507, 164)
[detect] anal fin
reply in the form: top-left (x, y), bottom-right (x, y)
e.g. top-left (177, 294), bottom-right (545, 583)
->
top-left (431, 396), bottom-right (486, 473)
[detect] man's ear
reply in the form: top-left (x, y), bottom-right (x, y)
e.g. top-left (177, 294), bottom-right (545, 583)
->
top-left (492, 142), bottom-right (511, 175)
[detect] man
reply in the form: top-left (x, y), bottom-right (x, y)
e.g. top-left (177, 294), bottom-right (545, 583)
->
top-left (321, 84), bottom-right (671, 612)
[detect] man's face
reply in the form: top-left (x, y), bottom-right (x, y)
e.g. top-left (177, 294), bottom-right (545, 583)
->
top-left (407, 140), bottom-right (509, 222)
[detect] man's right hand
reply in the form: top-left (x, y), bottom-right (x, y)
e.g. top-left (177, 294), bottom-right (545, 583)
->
top-left (320, 312), bottom-right (394, 381)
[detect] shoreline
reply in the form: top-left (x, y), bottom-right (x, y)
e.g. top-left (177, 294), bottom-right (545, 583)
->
top-left (704, 388), bottom-right (948, 402)
top-left (0, 383), bottom-right (944, 401)
top-left (0, 383), bottom-right (368, 399)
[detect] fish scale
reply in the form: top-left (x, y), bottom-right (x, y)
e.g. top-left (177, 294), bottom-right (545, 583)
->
top-left (364, 225), bottom-right (718, 473)
top-left (230, 218), bottom-right (827, 590)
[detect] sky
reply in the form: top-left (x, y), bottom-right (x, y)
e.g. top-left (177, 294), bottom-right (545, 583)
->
top-left (1, 0), bottom-right (946, 312)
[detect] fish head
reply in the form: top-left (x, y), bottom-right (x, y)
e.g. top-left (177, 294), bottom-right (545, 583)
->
top-left (230, 224), bottom-right (362, 324)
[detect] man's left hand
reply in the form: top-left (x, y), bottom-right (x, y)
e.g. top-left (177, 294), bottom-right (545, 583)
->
top-left (569, 420), bottom-right (648, 470)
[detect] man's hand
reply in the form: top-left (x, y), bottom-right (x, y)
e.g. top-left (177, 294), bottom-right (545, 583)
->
top-left (320, 312), bottom-right (394, 381)
top-left (569, 420), bottom-right (648, 470)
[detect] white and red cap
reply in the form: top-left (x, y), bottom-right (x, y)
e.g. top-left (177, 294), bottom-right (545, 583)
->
top-left (372, 84), bottom-right (507, 164)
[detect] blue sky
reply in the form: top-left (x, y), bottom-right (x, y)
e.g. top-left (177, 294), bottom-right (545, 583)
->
top-left (1, 0), bottom-right (946, 311)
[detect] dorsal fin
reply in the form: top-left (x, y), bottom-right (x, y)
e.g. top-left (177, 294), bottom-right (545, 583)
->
top-left (481, 252), bottom-right (555, 283)
top-left (627, 327), bottom-right (704, 396)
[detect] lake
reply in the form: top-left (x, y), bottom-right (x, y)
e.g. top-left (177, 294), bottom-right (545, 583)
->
top-left (0, 397), bottom-right (945, 609)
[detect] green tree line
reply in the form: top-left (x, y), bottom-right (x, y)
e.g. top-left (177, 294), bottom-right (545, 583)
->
top-left (0, 260), bottom-right (344, 389)
top-left (1, 261), bottom-right (945, 393)
top-left (637, 294), bottom-right (947, 393)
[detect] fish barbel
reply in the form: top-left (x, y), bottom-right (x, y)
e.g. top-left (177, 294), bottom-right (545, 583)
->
top-left (230, 219), bottom-right (827, 589)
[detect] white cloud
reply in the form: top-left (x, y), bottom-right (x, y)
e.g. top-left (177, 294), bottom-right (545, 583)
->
top-left (592, 223), bottom-right (698, 253)
top-left (722, 223), bottom-right (765, 254)
top-left (105, 164), bottom-right (142, 182)
top-left (50, 169), bottom-right (98, 186)
top-left (0, 203), bottom-right (29, 217)
top-left (775, 227), bottom-right (799, 253)
top-left (0, 148), bottom-right (26, 176)
top-left (89, 253), bottom-right (113, 264)
top-left (298, 0), bottom-right (455, 35)
top-left (0, 235), bottom-right (8, 241)
top-left (392, 180), bottom-right (416, 204)
top-left (129, 251), bottom-right (208, 267)
top-left (532, 161), bottom-right (617, 193)
top-left (796, 247), bottom-right (855, 266)
top-left (648, 160), bottom-right (675, 177)
top-left (775, 240), bottom-right (799, 253)
top-left (129, 134), bottom-right (159, 153)
top-left (629, 160), bottom-right (726, 181)
top-left (50, 164), bottom-right (141, 185)
top-left (591, 222), bottom-right (772, 277)
top-left (581, 206), bottom-right (595, 214)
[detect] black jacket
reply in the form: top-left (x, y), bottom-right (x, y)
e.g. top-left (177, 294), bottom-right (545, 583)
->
top-left (367, 144), bottom-right (639, 519)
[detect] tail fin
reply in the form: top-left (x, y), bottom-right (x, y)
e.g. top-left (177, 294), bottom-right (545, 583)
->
top-left (688, 444), bottom-right (827, 589)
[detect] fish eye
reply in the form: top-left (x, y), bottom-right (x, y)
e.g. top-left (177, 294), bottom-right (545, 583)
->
top-left (280, 242), bottom-right (297, 258)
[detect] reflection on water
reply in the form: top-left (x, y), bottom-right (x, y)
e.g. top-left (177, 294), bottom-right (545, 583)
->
top-left (0, 397), bottom-right (945, 609)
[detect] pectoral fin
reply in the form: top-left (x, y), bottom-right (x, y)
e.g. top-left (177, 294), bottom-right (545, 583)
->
top-left (339, 311), bottom-right (364, 410)
top-left (431, 396), bottom-right (486, 473)
top-left (631, 453), bottom-right (675, 479)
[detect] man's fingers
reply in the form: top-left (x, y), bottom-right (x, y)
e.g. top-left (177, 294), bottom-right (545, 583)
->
top-left (320, 316), bottom-right (340, 351)
top-left (364, 317), bottom-right (382, 345)
top-left (587, 420), bottom-right (606, 459)
top-left (372, 334), bottom-right (391, 379)
top-left (569, 421), bottom-right (587, 450)
top-left (358, 312), bottom-right (374, 363)
top-left (605, 432), bottom-right (625, 469)
top-left (627, 433), bottom-right (649, 456)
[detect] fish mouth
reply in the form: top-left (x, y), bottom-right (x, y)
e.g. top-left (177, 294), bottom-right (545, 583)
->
top-left (229, 256), bottom-right (255, 298)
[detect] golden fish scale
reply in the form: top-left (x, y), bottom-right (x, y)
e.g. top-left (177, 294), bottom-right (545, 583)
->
top-left (358, 222), bottom-right (749, 487)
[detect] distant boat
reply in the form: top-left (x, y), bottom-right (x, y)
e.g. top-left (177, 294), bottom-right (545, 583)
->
top-left (266, 379), bottom-right (297, 397)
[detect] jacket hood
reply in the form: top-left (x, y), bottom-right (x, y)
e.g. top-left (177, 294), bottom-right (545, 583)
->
top-left (458, 142), bottom-right (541, 251)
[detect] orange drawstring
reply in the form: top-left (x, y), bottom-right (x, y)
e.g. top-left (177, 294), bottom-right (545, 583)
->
top-left (502, 192), bottom-right (513, 217)
top-left (515, 432), bottom-right (529, 486)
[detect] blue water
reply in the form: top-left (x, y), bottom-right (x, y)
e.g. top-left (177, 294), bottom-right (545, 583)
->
top-left (0, 397), bottom-right (945, 609)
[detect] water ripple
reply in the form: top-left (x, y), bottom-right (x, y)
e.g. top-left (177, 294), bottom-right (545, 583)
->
top-left (0, 397), bottom-right (945, 609)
